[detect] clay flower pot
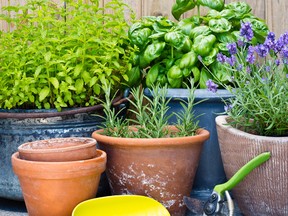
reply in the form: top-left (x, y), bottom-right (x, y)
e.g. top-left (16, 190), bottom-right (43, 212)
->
top-left (92, 126), bottom-right (209, 216)
top-left (216, 115), bottom-right (288, 216)
top-left (18, 137), bottom-right (97, 162)
top-left (12, 149), bottom-right (106, 216)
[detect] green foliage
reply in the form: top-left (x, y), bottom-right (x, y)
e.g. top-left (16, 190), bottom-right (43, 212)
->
top-left (99, 79), bottom-right (200, 138)
top-left (203, 24), bottom-right (288, 136)
top-left (127, 1), bottom-right (268, 89)
top-left (0, 0), bottom-right (136, 110)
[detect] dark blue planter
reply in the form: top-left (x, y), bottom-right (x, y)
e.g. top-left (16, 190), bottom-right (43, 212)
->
top-left (144, 88), bottom-right (234, 200)
top-left (0, 90), bottom-right (129, 201)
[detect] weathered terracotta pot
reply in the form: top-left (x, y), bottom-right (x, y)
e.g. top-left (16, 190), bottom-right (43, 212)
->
top-left (92, 126), bottom-right (209, 216)
top-left (18, 137), bottom-right (97, 162)
top-left (216, 115), bottom-right (288, 216)
top-left (12, 149), bottom-right (106, 216)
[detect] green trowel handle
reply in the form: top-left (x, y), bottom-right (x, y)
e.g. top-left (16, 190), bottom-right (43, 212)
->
top-left (214, 152), bottom-right (271, 195)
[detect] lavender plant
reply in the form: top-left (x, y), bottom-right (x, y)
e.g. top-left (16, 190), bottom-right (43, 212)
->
top-left (205, 22), bottom-right (288, 136)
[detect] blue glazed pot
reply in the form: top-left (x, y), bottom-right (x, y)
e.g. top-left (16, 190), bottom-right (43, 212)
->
top-left (144, 88), bottom-right (234, 200)
top-left (0, 90), bottom-right (130, 201)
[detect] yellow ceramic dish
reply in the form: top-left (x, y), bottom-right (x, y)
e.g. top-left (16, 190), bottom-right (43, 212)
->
top-left (72, 195), bottom-right (170, 216)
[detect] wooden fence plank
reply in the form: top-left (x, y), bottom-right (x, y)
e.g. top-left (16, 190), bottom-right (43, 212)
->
top-left (141, 0), bottom-right (176, 21)
top-left (266, 0), bottom-right (288, 37)
top-left (0, 0), bottom-right (288, 37)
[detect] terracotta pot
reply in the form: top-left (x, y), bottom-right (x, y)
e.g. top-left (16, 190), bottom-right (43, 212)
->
top-left (18, 137), bottom-right (97, 162)
top-left (11, 149), bottom-right (106, 216)
top-left (92, 126), bottom-right (209, 216)
top-left (216, 115), bottom-right (288, 216)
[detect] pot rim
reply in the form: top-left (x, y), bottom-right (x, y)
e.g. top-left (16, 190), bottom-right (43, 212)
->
top-left (92, 125), bottom-right (210, 147)
top-left (18, 137), bottom-right (96, 154)
top-left (216, 115), bottom-right (288, 140)
top-left (12, 149), bottom-right (106, 165)
top-left (11, 149), bottom-right (106, 179)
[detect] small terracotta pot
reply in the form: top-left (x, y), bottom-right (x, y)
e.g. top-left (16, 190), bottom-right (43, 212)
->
top-left (216, 115), bottom-right (288, 216)
top-left (92, 126), bottom-right (209, 216)
top-left (12, 149), bottom-right (106, 216)
top-left (18, 137), bottom-right (97, 162)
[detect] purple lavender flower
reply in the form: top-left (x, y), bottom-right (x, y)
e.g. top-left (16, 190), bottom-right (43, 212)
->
top-left (246, 46), bottom-right (255, 64)
top-left (206, 79), bottom-right (218, 93)
top-left (265, 66), bottom-right (271, 72)
top-left (255, 44), bottom-right (269, 58)
top-left (227, 42), bottom-right (237, 55)
top-left (286, 74), bottom-right (288, 78)
top-left (217, 53), bottom-right (226, 64)
top-left (275, 59), bottom-right (280, 66)
top-left (274, 32), bottom-right (288, 52)
top-left (225, 55), bottom-right (236, 66)
top-left (237, 40), bottom-right (244, 47)
top-left (267, 32), bottom-right (275, 41)
top-left (246, 66), bottom-right (251, 73)
top-left (198, 55), bottom-right (203, 61)
top-left (281, 46), bottom-right (288, 58)
top-left (224, 104), bottom-right (233, 113)
top-left (237, 64), bottom-right (243, 71)
top-left (264, 32), bottom-right (275, 51)
top-left (240, 22), bottom-right (254, 42)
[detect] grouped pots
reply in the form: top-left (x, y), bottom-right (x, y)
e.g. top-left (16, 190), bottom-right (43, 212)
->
top-left (144, 88), bottom-right (234, 199)
top-left (92, 126), bottom-right (210, 216)
top-left (216, 115), bottom-right (288, 216)
top-left (12, 138), bottom-right (107, 216)
top-left (0, 89), bottom-right (129, 200)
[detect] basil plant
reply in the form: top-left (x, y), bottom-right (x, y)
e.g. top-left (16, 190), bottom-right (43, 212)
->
top-left (127, 0), bottom-right (269, 89)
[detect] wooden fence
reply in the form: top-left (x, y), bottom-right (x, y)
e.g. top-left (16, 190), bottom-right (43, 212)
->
top-left (0, 0), bottom-right (288, 37)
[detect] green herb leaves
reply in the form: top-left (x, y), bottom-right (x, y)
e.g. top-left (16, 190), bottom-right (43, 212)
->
top-left (0, 0), bottom-right (136, 110)
top-left (100, 79), bottom-right (200, 138)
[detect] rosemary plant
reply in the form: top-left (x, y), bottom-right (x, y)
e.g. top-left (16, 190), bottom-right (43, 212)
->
top-left (99, 79), bottom-right (201, 138)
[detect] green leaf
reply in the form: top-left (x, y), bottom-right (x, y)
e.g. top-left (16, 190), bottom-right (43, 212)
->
top-left (172, 0), bottom-right (196, 21)
top-left (39, 87), bottom-right (50, 102)
top-left (199, 68), bottom-right (212, 89)
top-left (89, 77), bottom-right (97, 87)
top-left (75, 79), bottom-right (84, 94)
top-left (198, 0), bottom-right (224, 11)
top-left (73, 64), bottom-right (83, 78)
top-left (82, 71), bottom-right (91, 84)
top-left (209, 18), bottom-right (232, 33)
top-left (44, 51), bottom-right (51, 62)
top-left (49, 77), bottom-right (59, 89)
top-left (225, 2), bottom-right (252, 19)
top-left (34, 65), bottom-right (43, 78)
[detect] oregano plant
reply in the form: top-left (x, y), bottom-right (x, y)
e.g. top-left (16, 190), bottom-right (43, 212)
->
top-left (0, 0), bottom-right (136, 110)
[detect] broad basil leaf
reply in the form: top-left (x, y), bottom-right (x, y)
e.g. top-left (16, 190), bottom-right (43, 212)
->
top-left (198, 0), bottom-right (224, 11)
top-left (172, 0), bottom-right (196, 21)
top-left (225, 2), bottom-right (252, 19)
top-left (209, 18), bottom-right (232, 33)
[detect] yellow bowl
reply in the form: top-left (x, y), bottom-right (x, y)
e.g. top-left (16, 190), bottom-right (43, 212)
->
top-left (72, 195), bottom-right (170, 216)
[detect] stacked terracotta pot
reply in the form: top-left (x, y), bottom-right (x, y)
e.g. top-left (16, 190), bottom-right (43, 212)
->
top-left (11, 137), bottom-right (106, 216)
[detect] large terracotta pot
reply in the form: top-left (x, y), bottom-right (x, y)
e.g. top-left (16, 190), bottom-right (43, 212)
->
top-left (92, 126), bottom-right (209, 216)
top-left (144, 88), bottom-right (234, 199)
top-left (11, 149), bottom-right (106, 216)
top-left (216, 115), bottom-right (288, 216)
